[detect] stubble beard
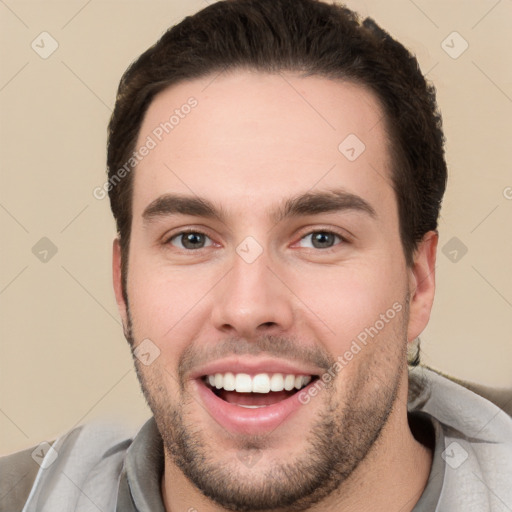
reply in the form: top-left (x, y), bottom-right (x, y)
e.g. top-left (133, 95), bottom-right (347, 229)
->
top-left (124, 301), bottom-right (408, 511)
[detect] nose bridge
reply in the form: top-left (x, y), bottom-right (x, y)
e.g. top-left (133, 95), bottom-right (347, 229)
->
top-left (211, 245), bottom-right (293, 335)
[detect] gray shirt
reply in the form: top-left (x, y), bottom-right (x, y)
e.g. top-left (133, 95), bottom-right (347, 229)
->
top-left (3, 366), bottom-right (511, 511)
top-left (115, 410), bottom-right (446, 511)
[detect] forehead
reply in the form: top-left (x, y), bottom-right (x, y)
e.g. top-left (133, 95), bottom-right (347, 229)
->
top-left (132, 70), bottom-right (395, 219)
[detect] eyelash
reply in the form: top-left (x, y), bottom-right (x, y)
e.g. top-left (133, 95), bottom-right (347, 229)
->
top-left (164, 228), bottom-right (350, 251)
top-left (296, 230), bottom-right (349, 248)
top-left (294, 228), bottom-right (352, 255)
top-left (164, 228), bottom-right (215, 248)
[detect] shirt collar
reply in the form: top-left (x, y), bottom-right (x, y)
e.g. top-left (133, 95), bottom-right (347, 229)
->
top-left (117, 417), bottom-right (165, 512)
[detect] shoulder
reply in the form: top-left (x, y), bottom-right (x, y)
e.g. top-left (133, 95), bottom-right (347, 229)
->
top-left (0, 443), bottom-right (49, 512)
top-left (409, 365), bottom-right (512, 509)
top-left (409, 364), bottom-right (512, 456)
top-left (415, 364), bottom-right (512, 417)
top-left (0, 420), bottom-right (139, 512)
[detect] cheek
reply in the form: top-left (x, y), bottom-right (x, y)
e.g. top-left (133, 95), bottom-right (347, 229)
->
top-left (291, 256), bottom-right (406, 350)
top-left (135, 358), bottom-right (181, 407)
top-left (126, 252), bottom-right (219, 361)
top-left (128, 250), bottom-right (213, 316)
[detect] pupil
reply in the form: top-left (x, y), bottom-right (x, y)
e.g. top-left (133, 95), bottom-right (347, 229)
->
top-left (183, 233), bottom-right (204, 249)
top-left (313, 232), bottom-right (334, 248)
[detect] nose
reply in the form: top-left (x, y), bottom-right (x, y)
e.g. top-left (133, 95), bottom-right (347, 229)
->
top-left (210, 248), bottom-right (294, 338)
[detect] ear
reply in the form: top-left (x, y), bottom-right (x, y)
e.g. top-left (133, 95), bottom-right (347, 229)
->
top-left (406, 230), bottom-right (438, 343)
top-left (112, 238), bottom-right (128, 328)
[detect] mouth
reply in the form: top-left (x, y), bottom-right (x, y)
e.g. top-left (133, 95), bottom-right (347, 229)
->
top-left (203, 372), bottom-right (316, 407)
top-left (193, 368), bottom-right (321, 435)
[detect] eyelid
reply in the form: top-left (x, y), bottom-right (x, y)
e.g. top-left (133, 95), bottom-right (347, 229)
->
top-left (293, 226), bottom-right (352, 245)
top-left (160, 225), bottom-right (352, 251)
top-left (163, 227), bottom-right (218, 247)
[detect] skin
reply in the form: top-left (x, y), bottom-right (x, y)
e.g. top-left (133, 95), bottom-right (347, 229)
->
top-left (113, 70), bottom-right (437, 511)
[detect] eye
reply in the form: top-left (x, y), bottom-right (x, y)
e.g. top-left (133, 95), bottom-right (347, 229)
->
top-left (168, 231), bottom-right (213, 250)
top-left (298, 231), bottom-right (343, 249)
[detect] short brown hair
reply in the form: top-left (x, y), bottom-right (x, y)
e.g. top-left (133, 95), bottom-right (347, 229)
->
top-left (107, 0), bottom-right (447, 309)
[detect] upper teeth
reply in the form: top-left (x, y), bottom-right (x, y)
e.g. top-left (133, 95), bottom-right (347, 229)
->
top-left (206, 373), bottom-right (312, 393)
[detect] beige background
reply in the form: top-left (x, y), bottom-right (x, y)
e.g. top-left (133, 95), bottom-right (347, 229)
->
top-left (0, 0), bottom-right (511, 455)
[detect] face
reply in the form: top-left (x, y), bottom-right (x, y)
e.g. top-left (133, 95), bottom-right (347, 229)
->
top-left (113, 71), bottom-right (435, 510)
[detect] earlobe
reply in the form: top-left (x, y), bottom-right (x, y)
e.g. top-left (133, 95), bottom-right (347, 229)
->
top-left (112, 238), bottom-right (128, 327)
top-left (406, 230), bottom-right (438, 343)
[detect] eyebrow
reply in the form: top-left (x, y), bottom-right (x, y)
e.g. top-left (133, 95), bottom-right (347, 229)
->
top-left (142, 195), bottom-right (223, 223)
top-left (142, 189), bottom-right (377, 225)
top-left (275, 189), bottom-right (377, 223)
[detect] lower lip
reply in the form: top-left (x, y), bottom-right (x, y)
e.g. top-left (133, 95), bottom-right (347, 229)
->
top-left (193, 379), bottom-right (314, 435)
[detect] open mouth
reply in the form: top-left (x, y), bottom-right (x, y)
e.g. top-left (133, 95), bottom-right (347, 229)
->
top-left (202, 372), bottom-right (318, 407)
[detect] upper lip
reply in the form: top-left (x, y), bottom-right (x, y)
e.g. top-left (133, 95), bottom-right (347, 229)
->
top-left (188, 356), bottom-right (324, 380)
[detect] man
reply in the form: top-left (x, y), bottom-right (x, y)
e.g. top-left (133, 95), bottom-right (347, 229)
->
top-left (2, 0), bottom-right (511, 511)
